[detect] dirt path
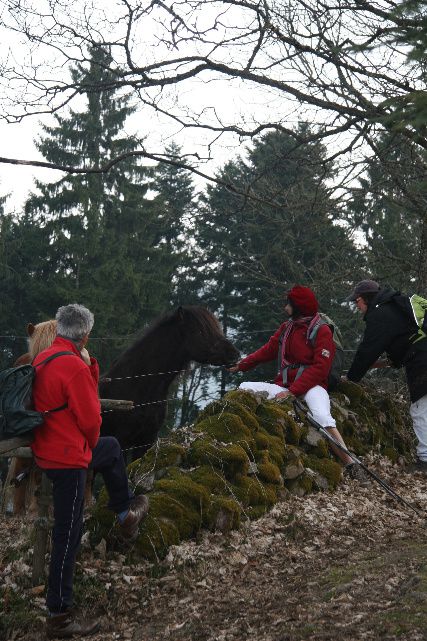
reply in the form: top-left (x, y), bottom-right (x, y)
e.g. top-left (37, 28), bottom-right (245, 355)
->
top-left (2, 457), bottom-right (427, 641)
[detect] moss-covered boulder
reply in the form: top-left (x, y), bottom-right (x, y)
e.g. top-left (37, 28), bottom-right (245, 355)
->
top-left (89, 384), bottom-right (414, 561)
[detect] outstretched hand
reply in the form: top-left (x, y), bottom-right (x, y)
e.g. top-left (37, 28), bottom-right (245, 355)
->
top-left (227, 364), bottom-right (240, 373)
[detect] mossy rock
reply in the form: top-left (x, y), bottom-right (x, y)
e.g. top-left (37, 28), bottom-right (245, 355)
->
top-left (194, 413), bottom-right (256, 453)
top-left (189, 465), bottom-right (229, 495)
top-left (133, 516), bottom-right (181, 561)
top-left (223, 389), bottom-right (259, 413)
top-left (334, 380), bottom-right (364, 405)
top-left (303, 455), bottom-right (342, 490)
top-left (206, 496), bottom-right (241, 532)
top-left (256, 451), bottom-right (283, 485)
top-left (197, 398), bottom-right (260, 434)
top-left (127, 443), bottom-right (186, 483)
top-left (255, 402), bottom-right (288, 438)
top-left (233, 474), bottom-right (278, 507)
top-left (283, 415), bottom-right (306, 445)
top-left (154, 468), bottom-right (210, 520)
top-left (187, 437), bottom-right (249, 478)
top-left (254, 428), bottom-right (286, 466)
top-left (286, 472), bottom-right (314, 496)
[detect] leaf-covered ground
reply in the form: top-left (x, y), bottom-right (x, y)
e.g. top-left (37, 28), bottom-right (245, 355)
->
top-left (1, 456), bottom-right (427, 641)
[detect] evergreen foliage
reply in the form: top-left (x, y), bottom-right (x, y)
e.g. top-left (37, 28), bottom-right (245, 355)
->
top-left (196, 128), bottom-right (363, 384)
top-left (348, 132), bottom-right (424, 291)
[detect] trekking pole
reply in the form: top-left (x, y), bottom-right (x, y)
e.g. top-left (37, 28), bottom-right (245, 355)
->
top-left (293, 398), bottom-right (424, 518)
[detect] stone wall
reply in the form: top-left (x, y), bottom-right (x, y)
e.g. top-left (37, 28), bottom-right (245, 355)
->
top-left (89, 381), bottom-right (414, 561)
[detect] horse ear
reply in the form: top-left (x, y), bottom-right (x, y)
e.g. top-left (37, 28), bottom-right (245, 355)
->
top-left (27, 323), bottom-right (35, 337)
top-left (175, 306), bottom-right (185, 322)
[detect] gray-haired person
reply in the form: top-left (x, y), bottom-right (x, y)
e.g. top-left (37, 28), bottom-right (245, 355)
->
top-left (31, 303), bottom-right (149, 638)
top-left (345, 281), bottom-right (427, 473)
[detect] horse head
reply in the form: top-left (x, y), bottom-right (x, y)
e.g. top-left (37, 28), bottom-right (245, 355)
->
top-left (174, 306), bottom-right (239, 367)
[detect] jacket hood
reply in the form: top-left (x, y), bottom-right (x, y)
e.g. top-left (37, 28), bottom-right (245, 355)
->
top-left (370, 285), bottom-right (398, 308)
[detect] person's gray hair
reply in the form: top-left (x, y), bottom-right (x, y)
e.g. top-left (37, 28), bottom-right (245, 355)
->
top-left (56, 304), bottom-right (94, 341)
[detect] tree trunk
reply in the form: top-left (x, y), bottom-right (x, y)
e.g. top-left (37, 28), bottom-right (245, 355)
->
top-left (220, 308), bottom-right (228, 398)
top-left (417, 214), bottom-right (427, 295)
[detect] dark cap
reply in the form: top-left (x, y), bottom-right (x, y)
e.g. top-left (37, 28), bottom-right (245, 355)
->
top-left (347, 279), bottom-right (380, 302)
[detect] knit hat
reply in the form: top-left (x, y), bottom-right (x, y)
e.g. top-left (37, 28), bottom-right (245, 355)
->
top-left (287, 285), bottom-right (318, 316)
top-left (347, 279), bottom-right (380, 302)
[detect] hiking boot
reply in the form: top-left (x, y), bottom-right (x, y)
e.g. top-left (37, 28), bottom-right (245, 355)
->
top-left (406, 458), bottom-right (427, 474)
top-left (46, 610), bottom-right (100, 639)
top-left (119, 494), bottom-right (149, 542)
top-left (344, 463), bottom-right (371, 487)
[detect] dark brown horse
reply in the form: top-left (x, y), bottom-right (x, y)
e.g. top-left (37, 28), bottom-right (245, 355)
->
top-left (99, 306), bottom-right (239, 454)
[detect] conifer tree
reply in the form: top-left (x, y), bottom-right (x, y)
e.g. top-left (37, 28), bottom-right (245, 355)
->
top-left (197, 127), bottom-right (363, 388)
top-left (348, 133), bottom-right (424, 291)
top-left (23, 46), bottom-right (167, 365)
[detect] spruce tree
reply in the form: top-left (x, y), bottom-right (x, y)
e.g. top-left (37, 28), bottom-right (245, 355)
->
top-left (348, 132), bottom-right (424, 291)
top-left (23, 46), bottom-right (166, 366)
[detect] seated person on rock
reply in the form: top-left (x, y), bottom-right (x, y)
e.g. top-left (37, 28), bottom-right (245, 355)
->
top-left (228, 285), bottom-right (363, 480)
top-left (32, 303), bottom-right (149, 639)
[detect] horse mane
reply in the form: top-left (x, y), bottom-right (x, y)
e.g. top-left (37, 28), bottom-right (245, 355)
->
top-left (108, 306), bottom-right (222, 371)
top-left (28, 320), bottom-right (57, 360)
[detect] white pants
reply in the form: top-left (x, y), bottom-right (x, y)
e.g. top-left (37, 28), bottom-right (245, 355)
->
top-left (410, 394), bottom-right (427, 462)
top-left (239, 382), bottom-right (336, 428)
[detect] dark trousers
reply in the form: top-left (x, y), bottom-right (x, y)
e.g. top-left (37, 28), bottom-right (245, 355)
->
top-left (45, 436), bottom-right (133, 613)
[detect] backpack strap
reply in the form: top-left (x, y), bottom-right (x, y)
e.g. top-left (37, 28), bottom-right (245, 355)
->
top-left (33, 351), bottom-right (78, 414)
top-left (33, 351), bottom-right (77, 367)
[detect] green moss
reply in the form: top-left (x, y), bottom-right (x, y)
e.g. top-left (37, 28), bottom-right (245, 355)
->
top-left (303, 455), bottom-right (342, 490)
top-left (335, 380), bottom-right (364, 405)
top-left (256, 451), bottom-right (283, 485)
top-left (254, 428), bottom-right (286, 465)
top-left (256, 402), bottom-right (288, 438)
top-left (188, 438), bottom-right (249, 478)
top-left (189, 465), bottom-right (229, 494)
top-left (233, 474), bottom-right (277, 507)
top-left (142, 490), bottom-right (199, 538)
top-left (223, 389), bottom-right (259, 413)
top-left (194, 413), bottom-right (256, 453)
top-left (206, 496), bottom-right (241, 532)
top-left (154, 468), bottom-right (210, 516)
top-left (134, 517), bottom-right (181, 561)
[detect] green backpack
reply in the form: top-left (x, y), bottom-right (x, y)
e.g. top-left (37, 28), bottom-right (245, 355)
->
top-left (407, 294), bottom-right (427, 344)
top-left (278, 313), bottom-right (345, 392)
top-left (0, 351), bottom-right (74, 440)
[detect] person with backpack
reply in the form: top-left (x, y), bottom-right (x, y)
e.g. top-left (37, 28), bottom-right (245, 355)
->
top-left (345, 279), bottom-right (427, 473)
top-left (228, 285), bottom-right (364, 477)
top-left (31, 304), bottom-right (149, 639)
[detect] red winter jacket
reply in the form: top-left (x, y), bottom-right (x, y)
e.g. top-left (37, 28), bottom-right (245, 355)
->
top-left (238, 319), bottom-right (335, 397)
top-left (31, 336), bottom-right (101, 469)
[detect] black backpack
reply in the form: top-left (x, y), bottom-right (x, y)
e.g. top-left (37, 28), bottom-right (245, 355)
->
top-left (278, 314), bottom-right (345, 392)
top-left (0, 351), bottom-right (75, 440)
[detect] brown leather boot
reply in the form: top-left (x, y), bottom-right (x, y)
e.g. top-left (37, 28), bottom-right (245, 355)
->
top-left (46, 610), bottom-right (100, 639)
top-left (119, 494), bottom-right (149, 541)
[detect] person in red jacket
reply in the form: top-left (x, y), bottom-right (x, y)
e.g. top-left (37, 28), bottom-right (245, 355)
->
top-left (229, 285), bottom-right (362, 475)
top-left (32, 304), bottom-right (149, 639)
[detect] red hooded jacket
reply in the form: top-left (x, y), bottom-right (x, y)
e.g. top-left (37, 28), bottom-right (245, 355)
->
top-left (31, 336), bottom-right (102, 469)
top-left (238, 319), bottom-right (335, 396)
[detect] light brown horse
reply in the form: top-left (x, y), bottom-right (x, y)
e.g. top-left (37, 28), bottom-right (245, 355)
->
top-left (9, 321), bottom-right (57, 514)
